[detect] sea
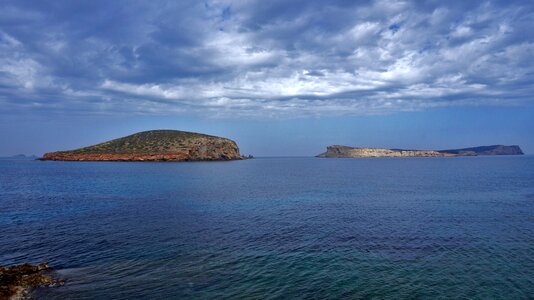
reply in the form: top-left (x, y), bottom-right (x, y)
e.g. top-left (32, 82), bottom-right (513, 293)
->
top-left (1, 156), bottom-right (533, 299)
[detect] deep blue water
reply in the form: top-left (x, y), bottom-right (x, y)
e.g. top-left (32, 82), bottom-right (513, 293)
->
top-left (1, 157), bottom-right (533, 299)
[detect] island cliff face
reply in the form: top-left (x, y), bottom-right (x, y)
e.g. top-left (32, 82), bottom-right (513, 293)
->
top-left (317, 145), bottom-right (454, 158)
top-left (41, 130), bottom-right (243, 162)
top-left (317, 145), bottom-right (523, 158)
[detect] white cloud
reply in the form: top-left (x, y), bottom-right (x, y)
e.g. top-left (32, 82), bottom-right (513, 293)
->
top-left (0, 0), bottom-right (533, 118)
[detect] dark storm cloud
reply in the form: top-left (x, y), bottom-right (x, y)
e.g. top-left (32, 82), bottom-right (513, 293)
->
top-left (0, 0), bottom-right (533, 117)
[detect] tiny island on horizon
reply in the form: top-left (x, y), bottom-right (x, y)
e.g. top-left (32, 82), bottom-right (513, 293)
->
top-left (37, 129), bottom-right (524, 162)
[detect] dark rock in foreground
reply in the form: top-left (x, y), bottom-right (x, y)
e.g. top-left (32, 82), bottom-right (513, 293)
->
top-left (40, 130), bottom-right (243, 162)
top-left (317, 145), bottom-right (524, 158)
top-left (0, 263), bottom-right (63, 299)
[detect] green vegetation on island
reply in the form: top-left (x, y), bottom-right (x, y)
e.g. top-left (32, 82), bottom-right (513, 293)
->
top-left (65, 130), bottom-right (215, 154)
top-left (40, 130), bottom-right (244, 161)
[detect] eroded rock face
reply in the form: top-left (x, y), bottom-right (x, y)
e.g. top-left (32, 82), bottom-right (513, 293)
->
top-left (317, 145), bottom-right (454, 158)
top-left (184, 136), bottom-right (242, 161)
top-left (40, 130), bottom-right (243, 162)
top-left (317, 144), bottom-right (524, 158)
top-left (0, 263), bottom-right (63, 300)
top-left (41, 152), bottom-right (191, 161)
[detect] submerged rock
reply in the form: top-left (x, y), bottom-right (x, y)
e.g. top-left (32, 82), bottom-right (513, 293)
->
top-left (0, 263), bottom-right (63, 300)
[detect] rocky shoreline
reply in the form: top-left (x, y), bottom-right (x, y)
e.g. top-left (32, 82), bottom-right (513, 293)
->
top-left (0, 263), bottom-right (63, 300)
top-left (317, 146), bottom-right (455, 158)
top-left (40, 153), bottom-right (252, 162)
top-left (317, 145), bottom-right (524, 158)
top-left (40, 152), bottom-right (191, 162)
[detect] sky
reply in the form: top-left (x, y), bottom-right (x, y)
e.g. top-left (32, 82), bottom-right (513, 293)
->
top-left (0, 0), bottom-right (533, 156)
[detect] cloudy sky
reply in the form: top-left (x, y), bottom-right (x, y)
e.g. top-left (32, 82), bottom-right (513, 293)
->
top-left (1, 0), bottom-right (533, 156)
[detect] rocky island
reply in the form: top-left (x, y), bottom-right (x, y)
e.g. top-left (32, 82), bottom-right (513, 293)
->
top-left (317, 145), bottom-right (523, 158)
top-left (40, 130), bottom-right (244, 162)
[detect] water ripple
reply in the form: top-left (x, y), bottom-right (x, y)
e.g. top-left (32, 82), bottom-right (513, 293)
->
top-left (0, 157), bottom-right (533, 299)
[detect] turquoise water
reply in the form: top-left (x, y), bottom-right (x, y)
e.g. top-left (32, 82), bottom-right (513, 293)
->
top-left (1, 157), bottom-right (533, 299)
